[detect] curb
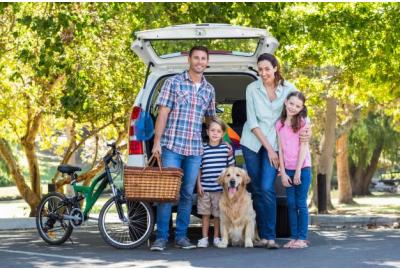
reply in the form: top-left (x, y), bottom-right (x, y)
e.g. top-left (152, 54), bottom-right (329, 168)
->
top-left (0, 218), bottom-right (36, 230)
top-left (310, 214), bottom-right (400, 228)
top-left (0, 215), bottom-right (399, 231)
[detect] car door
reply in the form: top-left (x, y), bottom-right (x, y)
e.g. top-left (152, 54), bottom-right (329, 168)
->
top-left (131, 23), bottom-right (279, 72)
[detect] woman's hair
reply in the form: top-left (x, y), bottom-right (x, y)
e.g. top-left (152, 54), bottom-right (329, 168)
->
top-left (206, 116), bottom-right (227, 133)
top-left (279, 91), bottom-right (308, 133)
top-left (257, 53), bottom-right (285, 86)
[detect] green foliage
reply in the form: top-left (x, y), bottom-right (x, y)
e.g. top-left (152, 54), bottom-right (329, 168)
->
top-left (1, 2), bottom-right (399, 190)
top-left (0, 158), bottom-right (13, 187)
top-left (349, 112), bottom-right (400, 168)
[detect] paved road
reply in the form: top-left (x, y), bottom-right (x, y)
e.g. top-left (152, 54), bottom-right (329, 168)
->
top-left (0, 225), bottom-right (399, 268)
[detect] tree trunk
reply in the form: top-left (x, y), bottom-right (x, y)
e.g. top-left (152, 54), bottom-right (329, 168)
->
top-left (21, 111), bottom-right (43, 216)
top-left (0, 139), bottom-right (40, 215)
top-left (336, 133), bottom-right (355, 204)
top-left (314, 97), bottom-right (337, 212)
top-left (21, 112), bottom-right (42, 196)
top-left (351, 140), bottom-right (384, 196)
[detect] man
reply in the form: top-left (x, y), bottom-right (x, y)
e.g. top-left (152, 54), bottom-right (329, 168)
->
top-left (150, 46), bottom-right (216, 251)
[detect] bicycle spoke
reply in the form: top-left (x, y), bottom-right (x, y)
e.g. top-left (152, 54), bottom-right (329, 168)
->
top-left (99, 198), bottom-right (153, 248)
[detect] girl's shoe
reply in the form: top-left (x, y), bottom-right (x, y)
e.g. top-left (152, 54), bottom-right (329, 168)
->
top-left (213, 237), bottom-right (222, 247)
top-left (197, 237), bottom-right (209, 248)
top-left (283, 239), bottom-right (297, 249)
top-left (291, 240), bottom-right (309, 249)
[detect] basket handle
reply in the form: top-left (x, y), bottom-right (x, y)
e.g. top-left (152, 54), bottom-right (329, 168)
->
top-left (143, 154), bottom-right (162, 172)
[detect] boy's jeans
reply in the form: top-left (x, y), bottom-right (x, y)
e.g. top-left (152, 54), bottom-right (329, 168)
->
top-left (242, 145), bottom-right (278, 240)
top-left (155, 147), bottom-right (202, 241)
top-left (285, 167), bottom-right (312, 240)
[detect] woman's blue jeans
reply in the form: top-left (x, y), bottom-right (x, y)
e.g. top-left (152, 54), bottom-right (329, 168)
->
top-left (241, 145), bottom-right (278, 240)
top-left (285, 167), bottom-right (312, 240)
top-left (155, 147), bottom-right (202, 241)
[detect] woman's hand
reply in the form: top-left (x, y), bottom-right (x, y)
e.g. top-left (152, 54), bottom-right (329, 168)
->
top-left (281, 173), bottom-right (292, 187)
top-left (299, 126), bottom-right (311, 143)
top-left (294, 170), bottom-right (302, 185)
top-left (267, 149), bottom-right (279, 169)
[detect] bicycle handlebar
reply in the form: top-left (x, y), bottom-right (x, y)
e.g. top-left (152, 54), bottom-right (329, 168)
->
top-left (103, 142), bottom-right (120, 165)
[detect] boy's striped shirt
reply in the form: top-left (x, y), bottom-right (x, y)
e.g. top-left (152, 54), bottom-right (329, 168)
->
top-left (200, 143), bottom-right (235, 192)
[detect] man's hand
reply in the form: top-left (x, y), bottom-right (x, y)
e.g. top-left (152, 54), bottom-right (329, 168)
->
top-left (152, 142), bottom-right (162, 158)
top-left (223, 141), bottom-right (234, 157)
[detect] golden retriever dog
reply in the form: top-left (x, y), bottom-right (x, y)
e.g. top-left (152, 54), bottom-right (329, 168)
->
top-left (217, 167), bottom-right (257, 248)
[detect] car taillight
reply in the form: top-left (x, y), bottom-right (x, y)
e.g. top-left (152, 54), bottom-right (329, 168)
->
top-left (129, 106), bottom-right (144, 155)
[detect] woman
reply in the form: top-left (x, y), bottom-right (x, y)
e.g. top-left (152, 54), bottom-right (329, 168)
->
top-left (240, 53), bottom-right (310, 249)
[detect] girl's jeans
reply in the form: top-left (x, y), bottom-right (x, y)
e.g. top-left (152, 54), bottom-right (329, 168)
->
top-left (285, 167), bottom-right (312, 240)
top-left (242, 145), bottom-right (278, 240)
top-left (155, 147), bottom-right (202, 241)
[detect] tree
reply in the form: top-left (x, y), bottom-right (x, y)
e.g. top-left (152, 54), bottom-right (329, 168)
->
top-left (349, 113), bottom-right (400, 195)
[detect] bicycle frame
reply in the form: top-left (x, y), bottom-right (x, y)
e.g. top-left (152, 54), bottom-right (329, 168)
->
top-left (71, 172), bottom-right (109, 218)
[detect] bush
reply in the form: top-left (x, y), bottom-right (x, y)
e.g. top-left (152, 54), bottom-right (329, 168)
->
top-left (0, 175), bottom-right (14, 187)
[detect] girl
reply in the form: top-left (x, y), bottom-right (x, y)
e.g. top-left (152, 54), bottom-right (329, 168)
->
top-left (275, 91), bottom-right (312, 249)
top-left (196, 117), bottom-right (235, 248)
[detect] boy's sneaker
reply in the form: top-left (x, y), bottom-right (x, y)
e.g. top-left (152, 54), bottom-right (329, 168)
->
top-left (197, 237), bottom-right (209, 248)
top-left (150, 238), bottom-right (167, 251)
top-left (213, 237), bottom-right (222, 247)
top-left (175, 237), bottom-right (196, 249)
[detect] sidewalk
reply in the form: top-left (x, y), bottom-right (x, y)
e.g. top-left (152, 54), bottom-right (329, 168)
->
top-left (1, 214), bottom-right (399, 231)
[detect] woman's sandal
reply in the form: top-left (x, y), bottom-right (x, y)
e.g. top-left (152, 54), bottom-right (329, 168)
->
top-left (283, 239), bottom-right (297, 248)
top-left (290, 240), bottom-right (309, 249)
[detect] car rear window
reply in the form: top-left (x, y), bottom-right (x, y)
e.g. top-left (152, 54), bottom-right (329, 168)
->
top-left (150, 38), bottom-right (260, 59)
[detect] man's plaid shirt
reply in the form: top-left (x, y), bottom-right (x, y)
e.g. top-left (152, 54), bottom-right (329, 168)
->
top-left (156, 70), bottom-right (216, 156)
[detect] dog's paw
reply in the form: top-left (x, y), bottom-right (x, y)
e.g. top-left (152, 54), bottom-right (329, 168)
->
top-left (245, 240), bottom-right (254, 248)
top-left (217, 240), bottom-right (228, 248)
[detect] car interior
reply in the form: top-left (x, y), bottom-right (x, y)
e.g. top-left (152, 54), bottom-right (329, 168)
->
top-left (145, 72), bottom-right (257, 158)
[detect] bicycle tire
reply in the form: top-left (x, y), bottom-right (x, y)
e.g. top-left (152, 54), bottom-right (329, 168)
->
top-left (36, 192), bottom-right (73, 245)
top-left (98, 197), bottom-right (154, 249)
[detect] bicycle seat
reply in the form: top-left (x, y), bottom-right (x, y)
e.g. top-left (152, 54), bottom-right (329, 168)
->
top-left (57, 165), bottom-right (82, 174)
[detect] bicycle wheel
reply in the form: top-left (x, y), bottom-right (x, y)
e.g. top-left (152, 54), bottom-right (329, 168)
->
top-left (98, 197), bottom-right (154, 249)
top-left (36, 192), bottom-right (73, 245)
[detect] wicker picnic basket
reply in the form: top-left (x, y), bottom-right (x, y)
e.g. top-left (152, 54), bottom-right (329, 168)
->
top-left (123, 155), bottom-right (183, 202)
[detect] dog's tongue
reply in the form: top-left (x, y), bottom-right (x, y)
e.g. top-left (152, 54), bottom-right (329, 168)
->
top-left (228, 187), bottom-right (237, 195)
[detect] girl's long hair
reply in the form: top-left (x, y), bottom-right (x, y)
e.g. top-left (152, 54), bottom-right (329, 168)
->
top-left (279, 91), bottom-right (308, 133)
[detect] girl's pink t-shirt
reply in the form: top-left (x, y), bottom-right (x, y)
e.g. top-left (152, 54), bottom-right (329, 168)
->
top-left (275, 118), bottom-right (312, 170)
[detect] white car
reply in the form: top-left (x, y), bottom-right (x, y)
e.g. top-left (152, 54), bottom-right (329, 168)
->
top-left (127, 24), bottom-right (289, 236)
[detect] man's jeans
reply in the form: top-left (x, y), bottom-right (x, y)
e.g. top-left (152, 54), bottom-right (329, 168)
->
top-left (155, 147), bottom-right (202, 241)
top-left (285, 167), bottom-right (312, 240)
top-left (242, 145), bottom-right (278, 240)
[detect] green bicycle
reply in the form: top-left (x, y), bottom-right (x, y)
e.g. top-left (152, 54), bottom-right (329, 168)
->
top-left (36, 143), bottom-right (154, 249)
